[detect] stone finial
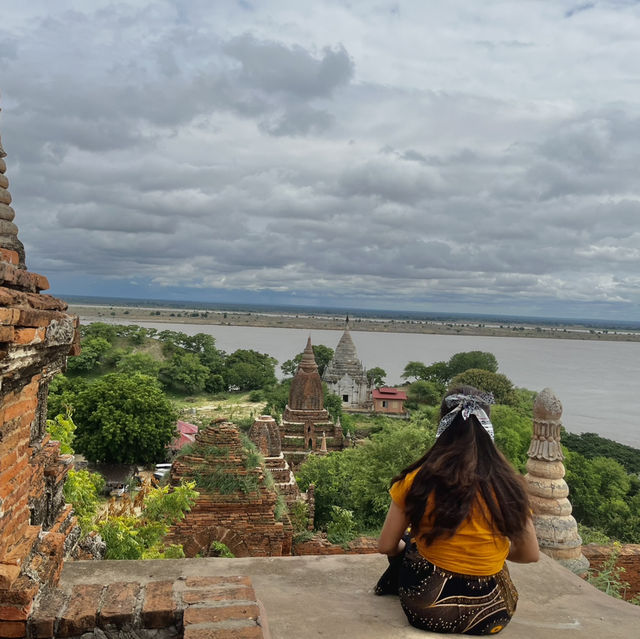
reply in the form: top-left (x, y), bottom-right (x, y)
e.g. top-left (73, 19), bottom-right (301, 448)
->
top-left (318, 431), bottom-right (328, 455)
top-left (528, 387), bottom-right (564, 462)
top-left (0, 107), bottom-right (26, 268)
top-left (299, 337), bottom-right (319, 374)
top-left (525, 388), bottom-right (588, 574)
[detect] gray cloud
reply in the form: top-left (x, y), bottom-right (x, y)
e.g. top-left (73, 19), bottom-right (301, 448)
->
top-left (1, 0), bottom-right (640, 319)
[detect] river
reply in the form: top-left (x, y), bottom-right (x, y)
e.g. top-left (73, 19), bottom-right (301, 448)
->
top-left (81, 318), bottom-right (640, 449)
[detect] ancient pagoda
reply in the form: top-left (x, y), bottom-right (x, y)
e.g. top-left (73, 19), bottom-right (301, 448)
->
top-left (281, 337), bottom-right (344, 468)
top-left (525, 388), bottom-right (588, 573)
top-left (322, 317), bottom-right (372, 409)
top-left (168, 421), bottom-right (292, 557)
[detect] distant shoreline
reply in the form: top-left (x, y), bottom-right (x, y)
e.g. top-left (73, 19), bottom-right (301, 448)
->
top-left (69, 303), bottom-right (640, 342)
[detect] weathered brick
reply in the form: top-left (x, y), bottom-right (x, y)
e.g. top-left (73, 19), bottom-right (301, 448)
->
top-left (184, 577), bottom-right (252, 589)
top-left (182, 587), bottom-right (256, 605)
top-left (183, 626), bottom-right (264, 639)
top-left (3, 397), bottom-right (37, 423)
top-left (0, 565), bottom-right (20, 596)
top-left (0, 309), bottom-right (18, 325)
top-left (0, 602), bottom-right (32, 621)
top-left (13, 328), bottom-right (45, 345)
top-left (17, 309), bottom-right (62, 328)
top-left (33, 274), bottom-right (49, 292)
top-left (99, 582), bottom-right (140, 628)
top-left (56, 584), bottom-right (102, 637)
top-left (0, 264), bottom-right (16, 286)
top-left (0, 620), bottom-right (26, 638)
top-left (30, 588), bottom-right (68, 638)
top-left (183, 604), bottom-right (259, 625)
top-left (0, 326), bottom-right (14, 343)
top-left (13, 271), bottom-right (39, 293)
top-left (0, 575), bottom-right (39, 607)
top-left (0, 250), bottom-right (18, 266)
top-left (0, 288), bottom-right (19, 307)
top-left (142, 581), bottom-right (176, 629)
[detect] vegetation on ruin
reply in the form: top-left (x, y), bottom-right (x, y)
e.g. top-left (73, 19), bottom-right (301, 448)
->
top-left (174, 435), bottom-right (264, 495)
top-left (97, 480), bottom-right (198, 560)
top-left (46, 411), bottom-right (76, 455)
top-left (63, 469), bottom-right (105, 533)
top-left (57, 427), bottom-right (198, 558)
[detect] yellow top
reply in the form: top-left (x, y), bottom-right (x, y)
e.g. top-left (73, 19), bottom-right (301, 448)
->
top-left (390, 467), bottom-right (509, 576)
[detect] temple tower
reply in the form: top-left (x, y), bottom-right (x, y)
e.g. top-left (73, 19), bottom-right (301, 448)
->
top-left (525, 388), bottom-right (588, 573)
top-left (249, 415), bottom-right (299, 505)
top-left (322, 318), bottom-right (372, 409)
top-left (281, 338), bottom-right (343, 468)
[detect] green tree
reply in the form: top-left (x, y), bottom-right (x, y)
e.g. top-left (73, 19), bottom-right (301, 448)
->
top-left (264, 380), bottom-right (292, 418)
top-left (449, 369), bottom-right (515, 405)
top-left (491, 405), bottom-right (532, 471)
top-left (160, 352), bottom-right (209, 394)
top-left (401, 361), bottom-right (430, 381)
top-left (296, 419), bottom-right (435, 530)
top-left (366, 367), bottom-right (387, 388)
top-left (66, 336), bottom-right (112, 373)
top-left (116, 352), bottom-right (162, 378)
top-left (323, 387), bottom-right (342, 422)
top-left (47, 375), bottom-right (89, 419)
top-left (73, 373), bottom-right (178, 464)
top-left (81, 322), bottom-right (118, 343)
top-left (407, 380), bottom-right (440, 407)
top-left (224, 349), bottom-right (277, 391)
top-left (447, 351), bottom-right (498, 378)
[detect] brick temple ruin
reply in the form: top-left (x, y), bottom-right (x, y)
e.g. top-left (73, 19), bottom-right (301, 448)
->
top-left (167, 421), bottom-right (293, 558)
top-left (281, 337), bottom-right (344, 468)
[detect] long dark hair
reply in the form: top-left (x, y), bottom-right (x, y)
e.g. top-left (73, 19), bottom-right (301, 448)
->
top-left (392, 385), bottom-right (530, 545)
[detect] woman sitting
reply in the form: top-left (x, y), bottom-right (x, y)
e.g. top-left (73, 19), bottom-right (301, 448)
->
top-left (377, 385), bottom-right (539, 635)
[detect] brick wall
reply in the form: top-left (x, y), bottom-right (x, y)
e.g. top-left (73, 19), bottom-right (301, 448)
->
top-left (293, 535), bottom-right (379, 556)
top-left (582, 544), bottom-right (640, 600)
top-left (0, 248), bottom-right (79, 638)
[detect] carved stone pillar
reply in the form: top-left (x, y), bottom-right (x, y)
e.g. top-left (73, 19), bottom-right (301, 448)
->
top-left (525, 387), bottom-right (588, 573)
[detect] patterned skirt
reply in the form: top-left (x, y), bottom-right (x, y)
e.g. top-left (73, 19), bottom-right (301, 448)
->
top-left (377, 543), bottom-right (518, 635)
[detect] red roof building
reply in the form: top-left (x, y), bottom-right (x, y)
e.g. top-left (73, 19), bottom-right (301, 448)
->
top-left (372, 387), bottom-right (408, 415)
top-left (170, 420), bottom-right (199, 452)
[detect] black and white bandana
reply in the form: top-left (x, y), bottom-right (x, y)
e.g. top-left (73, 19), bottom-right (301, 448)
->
top-left (436, 392), bottom-right (495, 440)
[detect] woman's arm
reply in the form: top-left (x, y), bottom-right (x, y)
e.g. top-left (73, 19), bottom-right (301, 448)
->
top-left (507, 517), bottom-right (540, 563)
top-left (378, 501), bottom-right (410, 556)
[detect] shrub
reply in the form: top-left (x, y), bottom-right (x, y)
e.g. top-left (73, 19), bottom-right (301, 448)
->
top-left (326, 506), bottom-right (357, 547)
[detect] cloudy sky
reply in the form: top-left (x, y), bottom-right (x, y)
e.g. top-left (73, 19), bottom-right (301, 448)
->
top-left (2, 1), bottom-right (640, 320)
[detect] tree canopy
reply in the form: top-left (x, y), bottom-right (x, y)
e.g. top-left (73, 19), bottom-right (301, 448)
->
top-left (72, 373), bottom-right (178, 464)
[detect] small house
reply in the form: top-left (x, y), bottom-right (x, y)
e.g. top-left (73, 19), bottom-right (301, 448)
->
top-left (372, 387), bottom-right (408, 415)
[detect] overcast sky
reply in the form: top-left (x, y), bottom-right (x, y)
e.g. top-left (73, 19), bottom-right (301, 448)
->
top-left (2, 1), bottom-right (640, 320)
